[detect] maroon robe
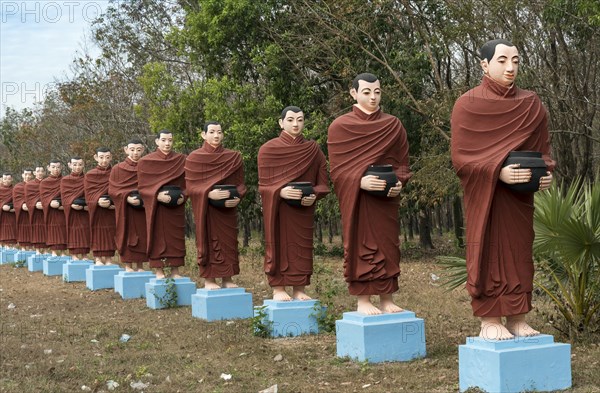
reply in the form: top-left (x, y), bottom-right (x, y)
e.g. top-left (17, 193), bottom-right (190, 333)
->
top-left (138, 149), bottom-right (187, 268)
top-left (40, 174), bottom-right (67, 251)
top-left (0, 184), bottom-right (17, 245)
top-left (108, 157), bottom-right (147, 263)
top-left (186, 142), bottom-right (247, 278)
top-left (84, 166), bottom-right (116, 257)
top-left (61, 172), bottom-right (90, 255)
top-left (258, 132), bottom-right (329, 287)
top-left (451, 76), bottom-right (555, 317)
top-left (328, 106), bottom-right (412, 295)
top-left (24, 179), bottom-right (46, 248)
top-left (13, 182), bottom-right (32, 247)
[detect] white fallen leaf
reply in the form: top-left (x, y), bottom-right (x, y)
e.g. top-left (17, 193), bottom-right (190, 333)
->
top-left (226, 321), bottom-right (234, 325)
top-left (119, 334), bottom-right (131, 343)
top-left (220, 373), bottom-right (232, 381)
top-left (362, 384), bottom-right (371, 388)
top-left (259, 384), bottom-right (278, 393)
top-left (130, 381), bottom-right (150, 390)
top-left (238, 352), bottom-right (247, 357)
top-left (106, 380), bottom-right (119, 390)
top-left (81, 386), bottom-right (92, 391)
top-left (91, 339), bottom-right (99, 343)
top-left (430, 273), bottom-right (440, 281)
top-left (7, 303), bottom-right (16, 309)
top-left (165, 375), bottom-right (171, 383)
top-left (44, 349), bottom-right (52, 355)
top-left (273, 354), bottom-right (283, 362)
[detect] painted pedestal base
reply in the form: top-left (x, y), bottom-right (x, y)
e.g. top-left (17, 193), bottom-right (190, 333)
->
top-left (86, 265), bottom-right (125, 290)
top-left (15, 250), bottom-right (36, 265)
top-left (254, 299), bottom-right (322, 338)
top-left (145, 277), bottom-right (196, 309)
top-left (0, 248), bottom-right (18, 264)
top-left (192, 288), bottom-right (253, 321)
top-left (459, 334), bottom-right (571, 393)
top-left (336, 310), bottom-right (426, 363)
top-left (27, 253), bottom-right (51, 272)
top-left (43, 256), bottom-right (71, 276)
top-left (63, 260), bottom-right (93, 282)
top-left (114, 271), bottom-right (155, 299)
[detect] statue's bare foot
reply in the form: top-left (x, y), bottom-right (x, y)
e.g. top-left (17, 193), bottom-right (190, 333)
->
top-left (292, 286), bottom-right (312, 300)
top-left (95, 260), bottom-right (105, 266)
top-left (170, 267), bottom-right (183, 279)
top-left (480, 317), bottom-right (514, 340)
top-left (380, 294), bottom-right (403, 313)
top-left (155, 269), bottom-right (166, 279)
top-left (506, 314), bottom-right (540, 337)
top-left (136, 268), bottom-right (145, 272)
top-left (222, 277), bottom-right (238, 288)
top-left (273, 287), bottom-right (292, 301)
top-left (357, 295), bottom-right (382, 315)
top-left (125, 264), bottom-right (135, 272)
top-left (204, 278), bottom-right (221, 290)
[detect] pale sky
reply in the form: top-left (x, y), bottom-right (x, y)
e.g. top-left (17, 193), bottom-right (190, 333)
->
top-left (0, 0), bottom-right (111, 118)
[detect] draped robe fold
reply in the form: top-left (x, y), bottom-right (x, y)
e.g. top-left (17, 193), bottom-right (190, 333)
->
top-left (25, 179), bottom-right (46, 248)
top-left (61, 172), bottom-right (90, 255)
top-left (138, 150), bottom-right (187, 268)
top-left (450, 76), bottom-right (555, 317)
top-left (0, 184), bottom-right (16, 245)
top-left (328, 106), bottom-right (412, 295)
top-left (258, 132), bottom-right (329, 287)
top-left (186, 142), bottom-right (246, 278)
top-left (13, 182), bottom-right (32, 247)
top-left (84, 166), bottom-right (116, 257)
top-left (40, 174), bottom-right (67, 251)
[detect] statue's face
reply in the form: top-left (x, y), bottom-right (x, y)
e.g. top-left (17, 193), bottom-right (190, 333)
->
top-left (155, 133), bottom-right (173, 154)
top-left (350, 79), bottom-right (381, 113)
top-left (34, 167), bottom-right (45, 180)
top-left (202, 124), bottom-right (223, 148)
top-left (69, 159), bottom-right (84, 174)
top-left (2, 175), bottom-right (12, 186)
top-left (125, 143), bottom-right (145, 162)
top-left (95, 151), bottom-right (112, 168)
top-left (48, 162), bottom-right (61, 177)
top-left (278, 111), bottom-right (304, 138)
top-left (481, 44), bottom-right (519, 87)
top-left (22, 171), bottom-right (34, 182)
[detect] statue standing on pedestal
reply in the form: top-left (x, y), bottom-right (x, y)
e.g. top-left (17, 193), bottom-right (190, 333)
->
top-left (451, 40), bottom-right (554, 340)
top-left (13, 169), bottom-right (34, 250)
top-left (109, 139), bottom-right (148, 272)
top-left (138, 130), bottom-right (187, 279)
top-left (61, 157), bottom-right (91, 260)
top-left (186, 122), bottom-right (246, 289)
top-left (39, 160), bottom-right (68, 256)
top-left (328, 73), bottom-right (412, 315)
top-left (0, 173), bottom-right (17, 247)
top-left (258, 107), bottom-right (329, 301)
top-left (84, 148), bottom-right (117, 265)
top-left (25, 166), bottom-right (48, 253)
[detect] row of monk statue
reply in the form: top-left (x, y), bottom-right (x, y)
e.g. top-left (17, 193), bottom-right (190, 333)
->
top-left (0, 40), bottom-right (555, 341)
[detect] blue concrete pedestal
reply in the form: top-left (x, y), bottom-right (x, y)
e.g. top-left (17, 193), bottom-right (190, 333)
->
top-left (336, 310), bottom-right (426, 363)
top-left (43, 256), bottom-right (71, 276)
top-left (459, 334), bottom-right (571, 393)
top-left (63, 259), bottom-right (93, 282)
top-left (27, 253), bottom-right (51, 272)
top-left (254, 299), bottom-right (322, 337)
top-left (114, 271), bottom-right (155, 299)
top-left (145, 277), bottom-right (197, 309)
top-left (0, 248), bottom-right (18, 264)
top-left (192, 288), bottom-right (253, 321)
top-left (15, 250), bottom-right (36, 265)
top-left (86, 265), bottom-right (125, 290)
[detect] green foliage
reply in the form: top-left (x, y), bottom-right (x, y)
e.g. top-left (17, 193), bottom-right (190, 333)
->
top-left (436, 256), bottom-right (467, 291)
top-left (251, 305), bottom-right (273, 338)
top-left (9, 260), bottom-right (27, 268)
top-left (150, 271), bottom-right (178, 309)
top-left (533, 180), bottom-right (600, 336)
top-left (310, 301), bottom-right (337, 334)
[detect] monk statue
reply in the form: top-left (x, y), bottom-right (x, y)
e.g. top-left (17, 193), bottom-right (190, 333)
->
top-left (186, 122), bottom-right (246, 289)
top-left (84, 148), bottom-right (117, 265)
top-left (109, 139), bottom-right (149, 272)
top-left (13, 169), bottom-right (34, 250)
top-left (39, 160), bottom-right (68, 256)
top-left (328, 73), bottom-right (412, 315)
top-left (25, 166), bottom-right (48, 253)
top-left (258, 106), bottom-right (330, 301)
top-left (451, 39), bottom-right (554, 340)
top-left (138, 130), bottom-right (187, 279)
top-left (61, 157), bottom-right (91, 260)
top-left (0, 173), bottom-right (17, 247)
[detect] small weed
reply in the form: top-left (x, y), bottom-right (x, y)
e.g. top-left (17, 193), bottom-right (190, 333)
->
top-left (8, 260), bottom-right (26, 268)
top-left (251, 305), bottom-right (273, 338)
top-left (311, 301), bottom-right (337, 334)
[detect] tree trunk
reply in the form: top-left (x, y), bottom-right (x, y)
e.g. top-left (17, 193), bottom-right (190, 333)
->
top-left (453, 195), bottom-right (465, 248)
top-left (418, 208), bottom-right (434, 249)
top-left (243, 219), bottom-right (251, 247)
top-left (315, 219), bottom-right (323, 244)
top-left (435, 204), bottom-right (443, 236)
top-left (407, 212), bottom-right (414, 240)
top-left (327, 217), bottom-right (334, 243)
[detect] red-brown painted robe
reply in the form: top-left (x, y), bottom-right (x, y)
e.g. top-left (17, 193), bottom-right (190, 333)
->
top-left (0, 184), bottom-right (16, 245)
top-left (24, 179), bottom-right (46, 248)
top-left (186, 142), bottom-right (246, 278)
top-left (109, 157), bottom-right (147, 264)
top-left (258, 132), bottom-right (329, 287)
top-left (328, 106), bottom-right (412, 295)
top-left (451, 76), bottom-right (555, 317)
top-left (40, 174), bottom-right (67, 251)
top-left (138, 149), bottom-right (187, 268)
top-left (61, 172), bottom-right (90, 255)
top-left (84, 166), bottom-right (116, 257)
top-left (13, 182), bottom-right (32, 247)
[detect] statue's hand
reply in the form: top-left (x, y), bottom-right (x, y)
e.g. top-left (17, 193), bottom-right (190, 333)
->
top-left (280, 186), bottom-right (302, 200)
top-left (35, 201), bottom-right (43, 210)
top-left (50, 200), bottom-right (60, 209)
top-left (71, 204), bottom-right (83, 211)
top-left (387, 181), bottom-right (403, 197)
top-left (499, 164), bottom-right (531, 184)
top-left (127, 195), bottom-right (141, 206)
top-left (98, 198), bottom-right (111, 208)
top-left (539, 171), bottom-right (553, 191)
top-left (300, 194), bottom-right (316, 207)
top-left (360, 175), bottom-right (386, 191)
top-left (208, 189), bottom-right (230, 200)
top-left (1, 205), bottom-right (9, 212)
top-left (224, 197), bottom-right (240, 208)
top-left (176, 194), bottom-right (185, 205)
top-left (22, 203), bottom-right (28, 211)
top-left (157, 191), bottom-right (171, 204)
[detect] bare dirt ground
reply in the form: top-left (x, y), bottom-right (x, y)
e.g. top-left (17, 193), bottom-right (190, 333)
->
top-left (1, 239), bottom-right (599, 393)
